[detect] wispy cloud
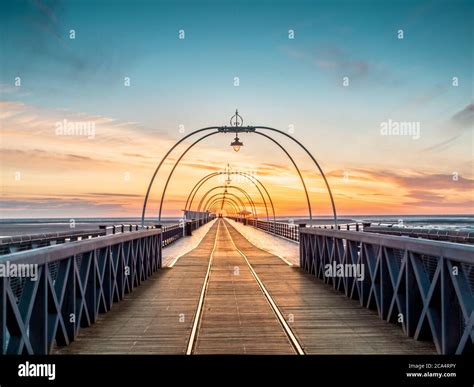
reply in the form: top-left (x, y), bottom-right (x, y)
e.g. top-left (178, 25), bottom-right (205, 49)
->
top-left (0, 83), bottom-right (30, 96)
top-left (314, 46), bottom-right (369, 79)
top-left (6, 0), bottom-right (141, 86)
top-left (349, 169), bottom-right (473, 190)
top-left (281, 44), bottom-right (395, 85)
top-left (423, 103), bottom-right (473, 152)
top-left (402, 84), bottom-right (448, 112)
top-left (0, 197), bottom-right (126, 212)
top-left (451, 103), bottom-right (474, 130)
top-left (86, 192), bottom-right (142, 198)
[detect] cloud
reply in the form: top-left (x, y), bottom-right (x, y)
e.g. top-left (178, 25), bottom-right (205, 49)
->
top-left (122, 153), bottom-right (155, 160)
top-left (250, 163), bottom-right (295, 176)
top-left (0, 100), bottom-right (176, 151)
top-left (20, 0), bottom-right (88, 72)
top-left (362, 169), bottom-right (473, 190)
top-left (4, 0), bottom-right (141, 87)
top-left (403, 198), bottom-right (474, 208)
top-left (0, 197), bottom-right (125, 212)
top-left (281, 44), bottom-right (392, 84)
top-left (451, 103), bottom-right (474, 130)
top-left (178, 161), bottom-right (221, 172)
top-left (0, 83), bottom-right (26, 95)
top-left (422, 135), bottom-right (461, 152)
top-left (315, 58), bottom-right (369, 79)
top-left (324, 168), bottom-right (473, 212)
top-left (326, 169), bottom-right (376, 183)
top-left (404, 84), bottom-right (448, 111)
top-left (327, 168), bottom-right (474, 195)
top-left (86, 192), bottom-right (142, 198)
top-left (403, 189), bottom-right (473, 211)
top-left (423, 103), bottom-right (473, 152)
top-left (404, 190), bottom-right (446, 202)
top-left (0, 148), bottom-right (110, 170)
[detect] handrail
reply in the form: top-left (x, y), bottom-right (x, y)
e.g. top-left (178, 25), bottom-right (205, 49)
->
top-left (0, 216), bottom-right (214, 354)
top-left (0, 228), bottom-right (162, 265)
top-left (0, 228), bottom-right (163, 354)
top-left (299, 226), bottom-right (474, 354)
top-left (0, 229), bottom-right (105, 244)
top-left (0, 229), bottom-right (106, 255)
top-left (302, 227), bottom-right (474, 262)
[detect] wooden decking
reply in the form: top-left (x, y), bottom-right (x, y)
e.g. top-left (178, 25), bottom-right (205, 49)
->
top-left (192, 221), bottom-right (296, 354)
top-left (55, 219), bottom-right (435, 355)
top-left (54, 224), bottom-right (218, 354)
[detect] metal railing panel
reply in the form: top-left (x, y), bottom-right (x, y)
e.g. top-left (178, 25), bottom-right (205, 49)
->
top-left (0, 229), bottom-right (162, 354)
top-left (299, 227), bottom-right (474, 354)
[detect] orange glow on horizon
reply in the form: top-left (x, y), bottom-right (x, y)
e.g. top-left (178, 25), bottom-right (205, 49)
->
top-left (1, 101), bottom-right (472, 219)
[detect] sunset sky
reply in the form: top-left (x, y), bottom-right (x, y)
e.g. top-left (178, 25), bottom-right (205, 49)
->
top-left (1, 0), bottom-right (473, 219)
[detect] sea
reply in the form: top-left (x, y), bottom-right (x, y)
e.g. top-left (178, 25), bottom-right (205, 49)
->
top-left (0, 215), bottom-right (473, 237)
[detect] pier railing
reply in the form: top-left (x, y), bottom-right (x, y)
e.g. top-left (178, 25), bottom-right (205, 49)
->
top-left (0, 216), bottom-right (215, 354)
top-left (0, 218), bottom-right (215, 256)
top-left (228, 218), bottom-right (300, 241)
top-left (0, 228), bottom-right (162, 354)
top-left (161, 224), bottom-right (184, 247)
top-left (0, 229), bottom-right (106, 255)
top-left (299, 226), bottom-right (474, 354)
top-left (228, 217), bottom-right (364, 242)
top-left (248, 219), bottom-right (299, 241)
top-left (100, 223), bottom-right (189, 248)
top-left (161, 217), bottom-right (214, 246)
top-left (364, 225), bottom-right (474, 244)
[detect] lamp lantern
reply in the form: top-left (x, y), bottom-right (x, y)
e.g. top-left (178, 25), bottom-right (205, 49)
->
top-left (230, 135), bottom-right (243, 152)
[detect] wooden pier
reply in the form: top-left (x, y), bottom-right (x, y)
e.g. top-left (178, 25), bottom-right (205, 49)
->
top-left (54, 220), bottom-right (435, 355)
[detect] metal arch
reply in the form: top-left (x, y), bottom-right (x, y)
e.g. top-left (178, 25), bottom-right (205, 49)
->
top-left (197, 186), bottom-right (258, 217)
top-left (203, 192), bottom-right (247, 214)
top-left (208, 202), bottom-right (237, 216)
top-left (185, 172), bottom-right (233, 212)
top-left (207, 200), bottom-right (239, 217)
top-left (255, 126), bottom-right (338, 227)
top-left (253, 131), bottom-right (313, 223)
top-left (207, 197), bottom-right (241, 212)
top-left (206, 197), bottom-right (242, 220)
top-left (184, 171), bottom-right (276, 232)
top-left (207, 198), bottom-right (241, 215)
top-left (141, 117), bottom-right (337, 227)
top-left (234, 171), bottom-right (276, 226)
top-left (196, 186), bottom-right (255, 215)
top-left (231, 172), bottom-right (270, 221)
top-left (185, 172), bottom-right (235, 213)
top-left (184, 173), bottom-right (216, 211)
top-left (204, 193), bottom-right (247, 214)
top-left (141, 126), bottom-right (219, 226)
top-left (198, 186), bottom-right (257, 217)
top-left (157, 131), bottom-right (220, 221)
top-left (207, 202), bottom-right (237, 216)
top-left (184, 171), bottom-right (274, 222)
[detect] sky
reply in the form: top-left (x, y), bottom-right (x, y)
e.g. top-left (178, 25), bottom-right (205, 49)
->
top-left (0, 0), bottom-right (473, 219)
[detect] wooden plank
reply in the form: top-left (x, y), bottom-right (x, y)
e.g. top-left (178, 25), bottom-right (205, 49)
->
top-left (55, 219), bottom-right (436, 354)
top-left (192, 223), bottom-right (296, 354)
top-left (54, 224), bottom-right (219, 354)
top-left (225, 221), bottom-right (436, 354)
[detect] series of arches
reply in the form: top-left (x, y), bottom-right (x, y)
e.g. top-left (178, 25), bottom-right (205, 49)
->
top-left (184, 171), bottom-right (276, 223)
top-left (140, 115), bottom-right (338, 227)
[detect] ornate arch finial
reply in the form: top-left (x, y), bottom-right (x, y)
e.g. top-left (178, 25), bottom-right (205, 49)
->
top-left (230, 109), bottom-right (243, 127)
